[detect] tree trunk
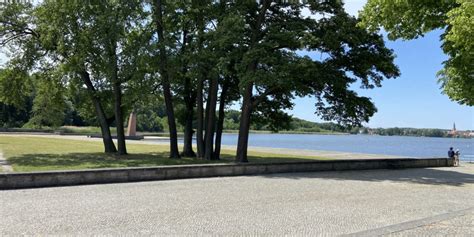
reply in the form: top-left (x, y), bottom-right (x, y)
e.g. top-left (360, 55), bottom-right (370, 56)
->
top-left (79, 70), bottom-right (117, 153)
top-left (153, 0), bottom-right (180, 158)
top-left (204, 76), bottom-right (219, 160)
top-left (235, 1), bottom-right (270, 162)
top-left (203, 86), bottom-right (211, 155)
top-left (213, 82), bottom-right (229, 159)
top-left (113, 81), bottom-right (127, 155)
top-left (162, 81), bottom-right (180, 159)
top-left (182, 79), bottom-right (196, 157)
top-left (180, 27), bottom-right (195, 157)
top-left (196, 77), bottom-right (205, 158)
top-left (235, 83), bottom-right (253, 163)
top-left (182, 109), bottom-right (195, 157)
top-left (107, 32), bottom-right (127, 155)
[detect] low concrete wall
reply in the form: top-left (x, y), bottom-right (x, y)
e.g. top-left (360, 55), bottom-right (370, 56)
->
top-left (0, 158), bottom-right (451, 189)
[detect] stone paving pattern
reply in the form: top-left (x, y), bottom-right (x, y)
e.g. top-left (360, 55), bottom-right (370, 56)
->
top-left (1, 164), bottom-right (473, 235)
top-left (387, 212), bottom-right (474, 236)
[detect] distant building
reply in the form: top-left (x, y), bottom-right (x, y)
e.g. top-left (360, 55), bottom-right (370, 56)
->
top-left (448, 122), bottom-right (457, 136)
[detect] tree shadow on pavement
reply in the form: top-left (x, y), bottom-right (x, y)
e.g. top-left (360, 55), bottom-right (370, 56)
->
top-left (260, 165), bottom-right (474, 187)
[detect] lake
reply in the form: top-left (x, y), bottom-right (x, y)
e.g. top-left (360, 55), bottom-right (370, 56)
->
top-left (218, 134), bottom-right (473, 161)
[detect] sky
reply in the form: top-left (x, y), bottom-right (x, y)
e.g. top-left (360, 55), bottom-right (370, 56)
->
top-left (0, 0), bottom-right (472, 130)
top-left (287, 0), bottom-right (473, 130)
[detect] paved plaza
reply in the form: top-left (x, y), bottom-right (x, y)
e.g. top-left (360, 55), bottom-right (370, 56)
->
top-left (1, 164), bottom-right (473, 236)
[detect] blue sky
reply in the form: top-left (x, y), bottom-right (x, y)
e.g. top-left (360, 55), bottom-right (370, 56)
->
top-left (288, 0), bottom-right (473, 130)
top-left (291, 29), bottom-right (473, 130)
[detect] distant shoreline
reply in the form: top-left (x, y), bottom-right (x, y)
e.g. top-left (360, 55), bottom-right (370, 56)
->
top-left (221, 130), bottom-right (348, 135)
top-left (0, 127), bottom-right (472, 139)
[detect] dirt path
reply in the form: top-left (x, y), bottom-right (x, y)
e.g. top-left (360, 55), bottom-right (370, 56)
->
top-left (0, 150), bottom-right (13, 172)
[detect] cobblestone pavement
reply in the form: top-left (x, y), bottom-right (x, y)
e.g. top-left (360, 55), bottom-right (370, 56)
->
top-left (1, 164), bottom-right (473, 236)
top-left (387, 211), bottom-right (474, 236)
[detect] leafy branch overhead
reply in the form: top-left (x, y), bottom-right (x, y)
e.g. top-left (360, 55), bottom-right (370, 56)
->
top-left (359, 0), bottom-right (473, 106)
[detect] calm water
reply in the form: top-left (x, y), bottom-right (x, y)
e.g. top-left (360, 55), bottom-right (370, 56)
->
top-left (219, 134), bottom-right (474, 161)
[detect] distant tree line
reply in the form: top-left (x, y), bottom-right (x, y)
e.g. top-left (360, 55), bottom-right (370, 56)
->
top-left (1, 96), bottom-right (352, 134)
top-left (358, 127), bottom-right (474, 138)
top-left (360, 127), bottom-right (447, 137)
top-left (1, 86), bottom-right (467, 140)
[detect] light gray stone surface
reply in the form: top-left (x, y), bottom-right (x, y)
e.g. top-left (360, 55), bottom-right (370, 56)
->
top-left (0, 158), bottom-right (450, 189)
top-left (0, 150), bottom-right (13, 172)
top-left (387, 212), bottom-right (474, 236)
top-left (345, 206), bottom-right (474, 236)
top-left (1, 164), bottom-right (473, 236)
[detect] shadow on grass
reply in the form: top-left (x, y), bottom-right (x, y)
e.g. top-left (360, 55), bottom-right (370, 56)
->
top-left (8, 152), bottom-right (223, 172)
top-left (7, 152), bottom-right (324, 172)
top-left (260, 165), bottom-right (474, 186)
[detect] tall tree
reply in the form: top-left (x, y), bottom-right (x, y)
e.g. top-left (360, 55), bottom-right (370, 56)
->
top-left (172, 3), bottom-right (197, 158)
top-left (192, 2), bottom-right (209, 158)
top-left (179, 28), bottom-right (197, 157)
top-left (39, 0), bottom-right (150, 155)
top-left (207, 10), bottom-right (244, 159)
top-left (359, 0), bottom-right (473, 106)
top-left (234, 0), bottom-right (271, 163)
top-left (0, 2), bottom-right (118, 152)
top-left (151, 0), bottom-right (180, 158)
top-left (87, 1), bottom-right (150, 155)
top-left (190, 0), bottom-right (244, 160)
top-left (226, 1), bottom-right (400, 162)
top-left (1, 1), bottom-right (151, 154)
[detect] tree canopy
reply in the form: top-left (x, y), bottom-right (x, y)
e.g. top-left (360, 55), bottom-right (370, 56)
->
top-left (1, 0), bottom-right (399, 162)
top-left (359, 0), bottom-right (474, 106)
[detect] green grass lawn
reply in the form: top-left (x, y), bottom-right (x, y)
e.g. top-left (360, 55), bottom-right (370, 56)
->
top-left (0, 135), bottom-right (329, 172)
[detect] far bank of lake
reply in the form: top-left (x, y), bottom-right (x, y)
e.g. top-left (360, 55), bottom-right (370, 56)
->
top-left (218, 134), bottom-right (473, 161)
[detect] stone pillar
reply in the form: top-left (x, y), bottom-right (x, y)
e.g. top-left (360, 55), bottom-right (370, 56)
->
top-left (126, 112), bottom-right (137, 137)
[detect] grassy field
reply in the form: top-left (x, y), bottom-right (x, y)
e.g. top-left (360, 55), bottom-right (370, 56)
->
top-left (0, 135), bottom-right (329, 172)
